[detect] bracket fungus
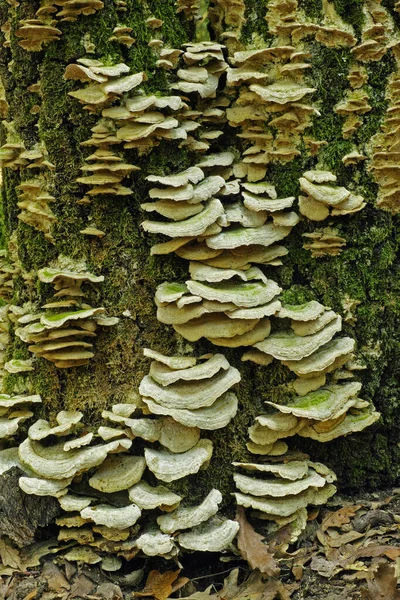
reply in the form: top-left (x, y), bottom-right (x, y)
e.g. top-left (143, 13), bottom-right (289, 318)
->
top-left (17, 179), bottom-right (57, 242)
top-left (14, 260), bottom-right (117, 368)
top-left (140, 350), bottom-right (240, 429)
top-left (303, 228), bottom-right (347, 257)
top-left (65, 59), bottom-right (146, 112)
top-left (144, 439), bottom-right (213, 482)
top-left (176, 0), bottom-right (201, 21)
top-left (298, 171), bottom-right (366, 221)
top-left (0, 394), bottom-right (41, 442)
top-left (155, 269), bottom-right (282, 347)
top-left (369, 68), bottom-right (400, 213)
top-left (172, 42), bottom-right (228, 99)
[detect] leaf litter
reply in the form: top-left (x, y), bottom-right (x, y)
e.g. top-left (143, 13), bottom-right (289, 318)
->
top-left (1, 489), bottom-right (400, 599)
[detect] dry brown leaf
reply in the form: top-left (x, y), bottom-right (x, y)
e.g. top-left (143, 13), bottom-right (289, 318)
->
top-left (321, 505), bottom-right (362, 531)
top-left (235, 506), bottom-right (279, 576)
top-left (69, 574), bottom-right (96, 598)
top-left (42, 561), bottom-right (70, 592)
top-left (135, 570), bottom-right (181, 600)
top-left (23, 591), bottom-right (39, 600)
top-left (360, 562), bottom-right (400, 599)
top-left (347, 545), bottom-right (400, 563)
top-left (0, 538), bottom-right (22, 569)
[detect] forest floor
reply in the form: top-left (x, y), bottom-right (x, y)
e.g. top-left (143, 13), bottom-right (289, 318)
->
top-left (1, 488), bottom-right (400, 600)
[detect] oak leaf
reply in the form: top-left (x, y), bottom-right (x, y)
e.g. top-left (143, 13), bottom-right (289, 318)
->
top-left (235, 506), bottom-right (279, 576)
top-left (135, 570), bottom-right (181, 600)
top-left (361, 562), bottom-right (400, 600)
top-left (321, 505), bottom-right (362, 531)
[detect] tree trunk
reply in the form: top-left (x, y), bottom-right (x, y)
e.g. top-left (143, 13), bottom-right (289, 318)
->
top-left (0, 0), bottom-right (399, 553)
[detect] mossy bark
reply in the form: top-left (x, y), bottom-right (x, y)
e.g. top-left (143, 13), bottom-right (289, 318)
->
top-left (0, 0), bottom-right (399, 524)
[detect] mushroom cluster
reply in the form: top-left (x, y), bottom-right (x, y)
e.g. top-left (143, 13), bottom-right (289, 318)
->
top-left (233, 459), bottom-right (337, 538)
top-left (265, 0), bottom-right (356, 49)
top-left (14, 259), bottom-right (117, 368)
top-left (0, 123), bottom-right (54, 171)
top-left (176, 0), bottom-right (201, 21)
top-left (15, 1), bottom-right (104, 52)
top-left (17, 371), bottom-right (238, 559)
top-left (302, 228), bottom-right (347, 258)
top-left (17, 178), bottom-right (57, 242)
top-left (171, 42), bottom-right (228, 100)
top-left (139, 349), bottom-right (240, 430)
top-left (0, 251), bottom-right (17, 302)
top-left (334, 88), bottom-right (372, 139)
top-left (15, 18), bottom-right (62, 52)
top-left (64, 59), bottom-right (145, 113)
top-left (351, 1), bottom-right (394, 62)
top-left (298, 170), bottom-right (366, 221)
top-left (208, 0), bottom-right (246, 54)
top-left (108, 26), bottom-right (135, 48)
top-left (155, 267), bottom-right (283, 348)
top-left (0, 394), bottom-right (42, 446)
top-left (76, 147), bottom-right (139, 203)
top-left (226, 47), bottom-right (317, 180)
top-left (369, 57), bottom-right (400, 213)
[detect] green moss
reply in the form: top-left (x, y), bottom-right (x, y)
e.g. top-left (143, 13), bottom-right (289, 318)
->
top-left (241, 0), bottom-right (273, 45)
top-left (298, 0), bottom-right (323, 19)
top-left (332, 0), bottom-right (365, 37)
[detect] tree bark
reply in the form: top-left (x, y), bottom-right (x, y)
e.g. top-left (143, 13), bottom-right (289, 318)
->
top-left (0, 0), bottom-right (399, 546)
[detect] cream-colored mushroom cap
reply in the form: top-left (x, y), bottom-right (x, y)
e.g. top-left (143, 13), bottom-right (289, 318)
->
top-left (28, 411), bottom-right (83, 440)
top-left (178, 517), bottom-right (239, 551)
top-left (0, 447), bottom-right (21, 475)
top-left (135, 529), bottom-right (176, 556)
top-left (298, 406), bottom-right (380, 441)
top-left (81, 503), bottom-right (141, 529)
top-left (19, 476), bottom-right (71, 497)
top-left (254, 316), bottom-right (342, 360)
top-left (128, 481), bottom-right (182, 510)
top-left (58, 493), bottom-right (93, 512)
top-left (157, 489), bottom-right (222, 533)
top-left (235, 483), bottom-right (337, 516)
top-left (89, 454), bottom-right (146, 492)
top-left (142, 198), bottom-right (224, 238)
top-left (142, 392), bottom-right (238, 431)
top-left (266, 382), bottom-right (362, 421)
top-left (206, 223), bottom-right (292, 249)
top-left (146, 167), bottom-right (204, 187)
top-left (159, 418), bottom-right (201, 453)
top-left (292, 310), bottom-right (337, 336)
top-left (139, 366), bottom-right (240, 409)
top-left (149, 353), bottom-right (230, 386)
top-left (143, 348), bottom-right (197, 369)
top-left (283, 337), bottom-right (355, 376)
top-left (232, 460), bottom-right (310, 481)
top-left (234, 469), bottom-right (326, 497)
top-left (145, 439), bottom-right (213, 482)
top-left (277, 301), bottom-right (326, 321)
top-left (18, 438), bottom-right (132, 480)
top-left (187, 278), bottom-right (281, 308)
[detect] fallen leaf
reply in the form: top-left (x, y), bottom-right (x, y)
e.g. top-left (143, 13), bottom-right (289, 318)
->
top-left (42, 561), bottom-right (70, 592)
top-left (323, 529), bottom-right (365, 547)
top-left (221, 568), bottom-right (296, 600)
top-left (22, 591), bottom-right (38, 600)
top-left (235, 506), bottom-right (279, 576)
top-left (69, 574), bottom-right (96, 598)
top-left (95, 582), bottom-right (124, 599)
top-left (310, 555), bottom-right (342, 578)
top-left (361, 562), bottom-right (400, 599)
top-left (135, 570), bottom-right (181, 600)
top-left (321, 505), bottom-right (362, 532)
top-left (0, 538), bottom-right (21, 569)
top-left (346, 545), bottom-right (400, 564)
